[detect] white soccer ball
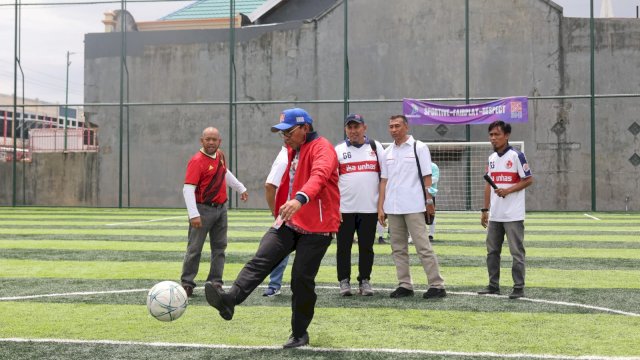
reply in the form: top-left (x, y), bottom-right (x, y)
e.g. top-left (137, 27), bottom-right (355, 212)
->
top-left (147, 281), bottom-right (188, 322)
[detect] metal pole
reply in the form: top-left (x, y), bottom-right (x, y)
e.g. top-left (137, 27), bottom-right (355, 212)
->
top-left (64, 50), bottom-right (71, 152)
top-left (590, 0), bottom-right (596, 211)
top-left (12, 0), bottom-right (18, 207)
top-left (228, 0), bottom-right (236, 209)
top-left (465, 0), bottom-right (472, 211)
top-left (118, 0), bottom-right (126, 208)
top-left (343, 0), bottom-right (349, 119)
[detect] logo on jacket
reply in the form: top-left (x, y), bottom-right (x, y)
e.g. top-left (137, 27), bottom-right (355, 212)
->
top-left (208, 165), bottom-right (214, 171)
top-left (506, 160), bottom-right (513, 169)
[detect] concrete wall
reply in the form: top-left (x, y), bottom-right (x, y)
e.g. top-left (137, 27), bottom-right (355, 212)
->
top-left (0, 152), bottom-right (98, 206)
top-left (77, 0), bottom-right (640, 211)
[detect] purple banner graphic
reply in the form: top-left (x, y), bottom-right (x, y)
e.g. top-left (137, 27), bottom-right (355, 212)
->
top-left (403, 96), bottom-right (528, 125)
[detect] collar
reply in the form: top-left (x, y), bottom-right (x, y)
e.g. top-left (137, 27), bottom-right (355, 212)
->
top-left (496, 144), bottom-right (512, 157)
top-left (200, 148), bottom-right (217, 159)
top-left (345, 136), bottom-right (369, 148)
top-left (393, 135), bottom-right (414, 148)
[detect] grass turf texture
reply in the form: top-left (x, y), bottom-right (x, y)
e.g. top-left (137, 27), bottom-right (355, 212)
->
top-left (1, 207), bottom-right (639, 359)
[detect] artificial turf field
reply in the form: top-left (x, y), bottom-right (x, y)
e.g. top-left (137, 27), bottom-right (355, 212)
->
top-left (0, 207), bottom-right (639, 360)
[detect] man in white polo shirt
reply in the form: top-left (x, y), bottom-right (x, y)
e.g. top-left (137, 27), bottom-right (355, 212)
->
top-left (377, 115), bottom-right (446, 299)
top-left (479, 120), bottom-right (533, 299)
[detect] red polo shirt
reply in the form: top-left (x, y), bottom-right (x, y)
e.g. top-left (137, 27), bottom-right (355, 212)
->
top-left (184, 149), bottom-right (228, 204)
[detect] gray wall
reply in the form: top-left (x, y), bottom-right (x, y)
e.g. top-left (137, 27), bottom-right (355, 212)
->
top-left (20, 0), bottom-right (636, 210)
top-left (0, 153), bottom-right (98, 206)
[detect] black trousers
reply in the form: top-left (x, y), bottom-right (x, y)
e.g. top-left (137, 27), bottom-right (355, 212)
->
top-left (229, 226), bottom-right (332, 338)
top-left (336, 212), bottom-right (377, 283)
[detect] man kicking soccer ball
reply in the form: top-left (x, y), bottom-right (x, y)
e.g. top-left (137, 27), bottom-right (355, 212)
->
top-left (204, 108), bottom-right (340, 349)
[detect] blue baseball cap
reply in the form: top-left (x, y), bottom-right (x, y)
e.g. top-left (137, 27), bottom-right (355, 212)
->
top-left (271, 108), bottom-right (313, 132)
top-left (344, 113), bottom-right (365, 125)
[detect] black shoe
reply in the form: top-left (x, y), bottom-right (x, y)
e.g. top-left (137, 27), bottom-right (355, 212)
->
top-left (477, 285), bottom-right (501, 295)
top-left (204, 281), bottom-right (235, 320)
top-left (509, 288), bottom-right (525, 299)
top-left (182, 285), bottom-right (193, 297)
top-left (377, 237), bottom-right (388, 244)
top-left (389, 287), bottom-right (414, 298)
top-left (428, 235), bottom-right (434, 242)
top-left (283, 332), bottom-right (309, 349)
top-left (423, 287), bottom-right (447, 299)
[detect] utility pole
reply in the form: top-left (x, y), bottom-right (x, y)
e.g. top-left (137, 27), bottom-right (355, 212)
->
top-left (64, 51), bottom-right (75, 152)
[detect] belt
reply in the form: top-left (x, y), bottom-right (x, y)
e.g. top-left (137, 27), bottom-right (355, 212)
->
top-left (198, 202), bottom-right (225, 208)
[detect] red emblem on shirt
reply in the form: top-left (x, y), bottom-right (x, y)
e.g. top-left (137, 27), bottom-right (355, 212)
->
top-left (506, 160), bottom-right (513, 169)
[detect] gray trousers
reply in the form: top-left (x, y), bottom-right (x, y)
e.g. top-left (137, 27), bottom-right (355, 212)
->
top-left (181, 203), bottom-right (228, 288)
top-left (388, 213), bottom-right (445, 290)
top-left (485, 220), bottom-right (526, 289)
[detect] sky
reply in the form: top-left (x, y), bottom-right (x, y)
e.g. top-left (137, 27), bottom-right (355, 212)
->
top-left (0, 0), bottom-right (639, 105)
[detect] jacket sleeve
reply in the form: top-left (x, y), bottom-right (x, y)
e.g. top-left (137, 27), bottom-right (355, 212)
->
top-left (297, 139), bottom-right (338, 201)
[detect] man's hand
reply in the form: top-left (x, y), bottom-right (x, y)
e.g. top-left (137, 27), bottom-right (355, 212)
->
top-left (240, 191), bottom-right (249, 202)
top-left (190, 216), bottom-right (202, 229)
top-left (279, 199), bottom-right (302, 221)
top-left (377, 209), bottom-right (386, 226)
top-left (494, 188), bottom-right (509, 198)
top-left (481, 212), bottom-right (488, 228)
top-left (426, 203), bottom-right (435, 215)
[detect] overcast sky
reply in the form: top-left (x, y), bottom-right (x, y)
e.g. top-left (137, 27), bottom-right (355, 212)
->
top-left (0, 0), bottom-right (638, 105)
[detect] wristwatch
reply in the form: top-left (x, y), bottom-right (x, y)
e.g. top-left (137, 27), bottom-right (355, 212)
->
top-left (426, 199), bottom-right (434, 205)
top-left (481, 208), bottom-right (489, 212)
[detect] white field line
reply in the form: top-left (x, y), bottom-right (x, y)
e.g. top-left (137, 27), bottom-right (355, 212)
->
top-left (583, 213), bottom-right (601, 221)
top-left (1, 286), bottom-right (638, 317)
top-left (105, 216), bottom-right (183, 226)
top-left (0, 338), bottom-right (639, 360)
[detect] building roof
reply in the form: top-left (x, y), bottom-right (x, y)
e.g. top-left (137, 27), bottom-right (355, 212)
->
top-left (161, 0), bottom-right (268, 21)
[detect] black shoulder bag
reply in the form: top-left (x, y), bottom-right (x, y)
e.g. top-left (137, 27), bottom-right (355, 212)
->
top-left (413, 141), bottom-right (434, 225)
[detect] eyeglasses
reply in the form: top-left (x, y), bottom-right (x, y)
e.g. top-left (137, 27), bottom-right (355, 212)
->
top-left (278, 125), bottom-right (302, 138)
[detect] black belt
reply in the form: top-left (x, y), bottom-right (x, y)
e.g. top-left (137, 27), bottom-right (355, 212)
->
top-left (198, 202), bottom-right (225, 208)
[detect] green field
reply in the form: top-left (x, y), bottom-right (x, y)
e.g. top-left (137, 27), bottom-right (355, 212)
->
top-left (1, 207), bottom-right (639, 360)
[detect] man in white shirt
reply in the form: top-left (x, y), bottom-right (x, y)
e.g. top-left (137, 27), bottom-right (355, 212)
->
top-left (377, 115), bottom-right (446, 299)
top-left (334, 114), bottom-right (384, 296)
top-left (263, 146), bottom-right (289, 297)
top-left (479, 120), bottom-right (533, 299)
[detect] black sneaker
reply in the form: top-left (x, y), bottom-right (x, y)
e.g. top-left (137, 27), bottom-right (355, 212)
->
top-left (389, 287), bottom-right (414, 298)
top-left (428, 235), bottom-right (434, 242)
top-left (283, 332), bottom-right (309, 349)
top-left (377, 236), bottom-right (388, 244)
top-left (477, 285), bottom-right (501, 295)
top-left (509, 288), bottom-right (525, 299)
top-left (423, 287), bottom-right (447, 299)
top-left (204, 281), bottom-right (235, 320)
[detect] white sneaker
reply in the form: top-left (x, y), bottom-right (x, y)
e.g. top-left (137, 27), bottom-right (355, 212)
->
top-left (339, 279), bottom-right (352, 296)
top-left (408, 235), bottom-right (413, 244)
top-left (359, 279), bottom-right (374, 296)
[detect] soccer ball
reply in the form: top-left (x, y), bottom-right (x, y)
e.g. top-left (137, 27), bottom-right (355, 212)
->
top-left (147, 281), bottom-right (188, 322)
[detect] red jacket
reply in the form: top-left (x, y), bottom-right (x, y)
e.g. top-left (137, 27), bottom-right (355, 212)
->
top-left (275, 132), bottom-right (340, 233)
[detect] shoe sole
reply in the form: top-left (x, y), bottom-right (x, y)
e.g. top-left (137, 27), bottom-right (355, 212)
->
top-left (204, 282), bottom-right (233, 320)
top-left (359, 291), bottom-right (374, 296)
top-left (340, 292), bottom-right (353, 297)
top-left (424, 293), bottom-right (447, 299)
top-left (264, 291), bottom-right (281, 297)
top-left (283, 341), bottom-right (309, 349)
top-left (390, 292), bottom-right (414, 298)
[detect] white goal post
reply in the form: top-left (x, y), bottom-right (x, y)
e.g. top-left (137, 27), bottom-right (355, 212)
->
top-left (381, 141), bottom-right (524, 211)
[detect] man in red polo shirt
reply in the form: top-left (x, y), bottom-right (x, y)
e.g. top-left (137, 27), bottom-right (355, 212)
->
top-left (181, 127), bottom-right (248, 297)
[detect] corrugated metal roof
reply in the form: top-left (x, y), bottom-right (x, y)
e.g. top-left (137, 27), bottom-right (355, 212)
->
top-left (161, 0), bottom-right (268, 21)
